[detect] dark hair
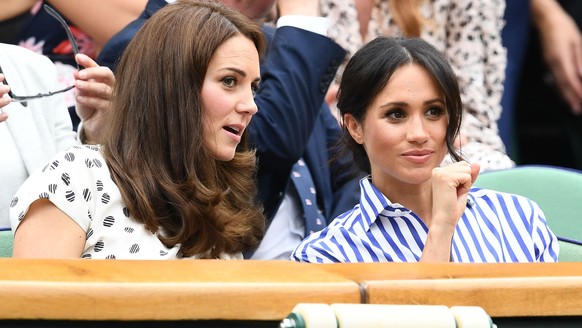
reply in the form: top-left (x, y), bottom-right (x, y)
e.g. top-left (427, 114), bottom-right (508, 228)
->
top-left (102, 0), bottom-right (266, 258)
top-left (337, 36), bottom-right (463, 174)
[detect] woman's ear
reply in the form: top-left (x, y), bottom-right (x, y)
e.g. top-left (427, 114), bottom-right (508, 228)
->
top-left (343, 114), bottom-right (364, 144)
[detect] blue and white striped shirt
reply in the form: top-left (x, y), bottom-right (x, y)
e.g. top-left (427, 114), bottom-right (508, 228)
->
top-left (291, 177), bottom-right (559, 263)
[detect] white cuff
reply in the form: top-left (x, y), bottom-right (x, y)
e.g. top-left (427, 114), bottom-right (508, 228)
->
top-left (276, 15), bottom-right (329, 36)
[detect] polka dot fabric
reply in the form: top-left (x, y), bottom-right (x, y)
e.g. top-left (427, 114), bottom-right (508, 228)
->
top-left (9, 145), bottom-right (242, 260)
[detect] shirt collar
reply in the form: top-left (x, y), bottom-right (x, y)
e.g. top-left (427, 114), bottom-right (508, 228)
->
top-left (358, 177), bottom-right (410, 231)
top-left (358, 176), bottom-right (476, 231)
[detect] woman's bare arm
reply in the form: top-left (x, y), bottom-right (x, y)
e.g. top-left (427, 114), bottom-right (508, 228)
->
top-left (12, 199), bottom-right (86, 258)
top-left (46, 0), bottom-right (148, 49)
top-left (0, 0), bottom-right (37, 21)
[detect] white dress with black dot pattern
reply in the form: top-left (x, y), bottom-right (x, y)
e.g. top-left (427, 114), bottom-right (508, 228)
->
top-left (9, 145), bottom-right (242, 260)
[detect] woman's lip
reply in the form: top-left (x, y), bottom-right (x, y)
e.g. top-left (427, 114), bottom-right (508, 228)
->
top-left (224, 124), bottom-right (244, 135)
top-left (402, 149), bottom-right (432, 156)
top-left (402, 151), bottom-right (433, 164)
top-left (224, 129), bottom-right (242, 143)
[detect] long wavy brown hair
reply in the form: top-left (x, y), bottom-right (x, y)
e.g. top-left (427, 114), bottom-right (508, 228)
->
top-left (101, 0), bottom-right (266, 258)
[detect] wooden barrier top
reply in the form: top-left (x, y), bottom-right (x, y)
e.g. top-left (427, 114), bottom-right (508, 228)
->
top-left (1, 260), bottom-right (582, 321)
top-left (364, 276), bottom-right (582, 317)
top-left (317, 262), bottom-right (582, 282)
top-left (0, 259), bottom-right (361, 321)
top-left (1, 258), bottom-right (344, 283)
top-left (318, 262), bottom-right (582, 317)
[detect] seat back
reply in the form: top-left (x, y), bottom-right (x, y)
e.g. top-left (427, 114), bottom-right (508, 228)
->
top-left (0, 229), bottom-right (13, 258)
top-left (473, 165), bottom-right (582, 262)
top-left (558, 239), bottom-right (582, 262)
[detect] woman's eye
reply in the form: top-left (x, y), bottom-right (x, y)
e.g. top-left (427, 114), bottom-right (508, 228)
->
top-left (426, 106), bottom-right (444, 118)
top-left (251, 83), bottom-right (260, 96)
top-left (386, 110), bottom-right (405, 120)
top-left (223, 77), bottom-right (236, 87)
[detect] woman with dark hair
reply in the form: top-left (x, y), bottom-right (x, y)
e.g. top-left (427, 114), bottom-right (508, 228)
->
top-left (292, 37), bottom-right (559, 263)
top-left (10, 0), bottom-right (266, 259)
top-left (321, 0), bottom-right (514, 172)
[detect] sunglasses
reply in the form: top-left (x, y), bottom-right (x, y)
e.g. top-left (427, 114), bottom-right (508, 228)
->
top-left (0, 4), bottom-right (83, 107)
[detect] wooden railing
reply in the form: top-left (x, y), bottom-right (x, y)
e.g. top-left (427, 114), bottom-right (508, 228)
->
top-left (320, 262), bottom-right (582, 317)
top-left (1, 259), bottom-right (581, 322)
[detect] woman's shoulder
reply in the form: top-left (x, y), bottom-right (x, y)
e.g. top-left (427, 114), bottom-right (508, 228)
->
top-left (470, 187), bottom-right (525, 199)
top-left (470, 186), bottom-right (525, 198)
top-left (468, 187), bottom-right (541, 212)
top-left (63, 144), bottom-right (102, 154)
top-left (40, 144), bottom-right (104, 171)
top-left (27, 144), bottom-right (110, 192)
top-left (10, 145), bottom-right (110, 233)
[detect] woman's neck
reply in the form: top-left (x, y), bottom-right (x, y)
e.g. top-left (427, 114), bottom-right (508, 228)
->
top-left (373, 176), bottom-right (434, 226)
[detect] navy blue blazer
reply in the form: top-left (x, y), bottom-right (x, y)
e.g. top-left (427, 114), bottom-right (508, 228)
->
top-left (97, 0), bottom-right (166, 70)
top-left (97, 0), bottom-right (361, 225)
top-left (251, 26), bottom-right (361, 224)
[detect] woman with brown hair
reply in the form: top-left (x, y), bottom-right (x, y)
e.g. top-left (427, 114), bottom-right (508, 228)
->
top-left (9, 0), bottom-right (266, 259)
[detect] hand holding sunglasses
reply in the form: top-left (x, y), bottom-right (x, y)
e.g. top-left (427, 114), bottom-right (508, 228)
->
top-left (0, 4), bottom-right (84, 107)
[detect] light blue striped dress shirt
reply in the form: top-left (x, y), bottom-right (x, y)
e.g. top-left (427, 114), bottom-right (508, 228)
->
top-left (291, 177), bottom-right (559, 263)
